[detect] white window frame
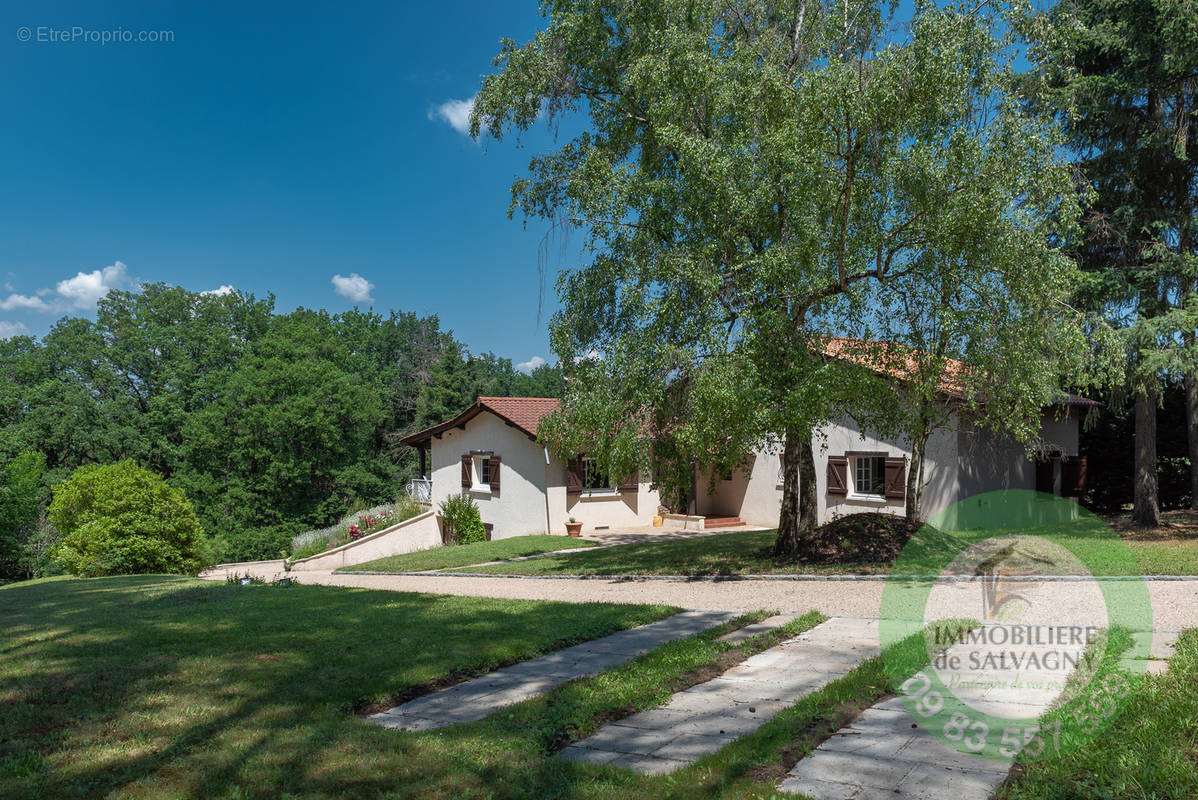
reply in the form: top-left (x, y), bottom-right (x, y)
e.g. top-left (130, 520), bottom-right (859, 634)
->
top-left (581, 456), bottom-right (617, 496)
top-left (849, 453), bottom-right (887, 502)
top-left (471, 453), bottom-right (492, 493)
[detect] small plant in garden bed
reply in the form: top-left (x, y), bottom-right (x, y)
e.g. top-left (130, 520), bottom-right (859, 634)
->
top-left (438, 493), bottom-right (486, 545)
top-left (288, 494), bottom-right (423, 560)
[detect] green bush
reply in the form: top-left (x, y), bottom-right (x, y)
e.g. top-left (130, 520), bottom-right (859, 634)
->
top-left (0, 451), bottom-right (47, 580)
top-left (49, 461), bottom-right (205, 577)
top-left (438, 493), bottom-right (485, 545)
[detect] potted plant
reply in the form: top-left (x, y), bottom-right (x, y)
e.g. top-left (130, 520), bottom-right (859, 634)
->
top-left (565, 517), bottom-right (582, 537)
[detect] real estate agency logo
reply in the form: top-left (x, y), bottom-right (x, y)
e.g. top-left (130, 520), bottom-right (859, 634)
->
top-left (878, 490), bottom-right (1153, 762)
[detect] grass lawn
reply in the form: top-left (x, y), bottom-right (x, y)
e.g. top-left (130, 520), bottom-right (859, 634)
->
top-left (999, 629), bottom-right (1198, 799)
top-left (445, 519), bottom-right (1198, 577)
top-left (0, 576), bottom-right (674, 799)
top-left (0, 572), bottom-right (974, 799)
top-left (342, 534), bottom-right (598, 573)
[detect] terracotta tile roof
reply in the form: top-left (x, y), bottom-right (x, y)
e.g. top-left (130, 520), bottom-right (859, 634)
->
top-left (476, 396), bottom-right (562, 437)
top-left (398, 396), bottom-right (561, 445)
top-left (820, 336), bottom-right (1098, 407)
top-left (819, 336), bottom-right (972, 399)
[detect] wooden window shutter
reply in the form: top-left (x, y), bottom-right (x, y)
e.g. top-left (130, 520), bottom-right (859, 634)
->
top-left (460, 455), bottom-right (472, 488)
top-left (1061, 456), bottom-right (1086, 497)
top-left (884, 458), bottom-right (906, 499)
top-left (566, 458), bottom-right (583, 494)
top-left (619, 471), bottom-right (638, 492)
top-left (827, 456), bottom-right (848, 496)
top-left (489, 455), bottom-right (501, 490)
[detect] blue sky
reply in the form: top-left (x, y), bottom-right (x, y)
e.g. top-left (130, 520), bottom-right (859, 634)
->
top-left (0, 0), bottom-right (574, 372)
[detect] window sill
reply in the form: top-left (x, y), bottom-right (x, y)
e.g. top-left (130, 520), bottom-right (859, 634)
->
top-left (579, 490), bottom-right (621, 500)
top-left (469, 485), bottom-right (492, 495)
top-left (846, 494), bottom-right (890, 504)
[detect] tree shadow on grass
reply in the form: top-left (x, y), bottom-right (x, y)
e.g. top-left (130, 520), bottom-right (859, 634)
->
top-left (0, 576), bottom-right (674, 799)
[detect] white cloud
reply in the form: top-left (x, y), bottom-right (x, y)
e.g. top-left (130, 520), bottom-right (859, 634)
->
top-left (201, 284), bottom-right (235, 297)
top-left (0, 260), bottom-right (131, 314)
top-left (430, 96), bottom-right (476, 135)
top-left (56, 261), bottom-right (129, 310)
top-left (516, 355), bottom-right (546, 374)
top-left (0, 321), bottom-right (28, 339)
top-left (331, 272), bottom-right (374, 304)
top-left (0, 293), bottom-right (52, 312)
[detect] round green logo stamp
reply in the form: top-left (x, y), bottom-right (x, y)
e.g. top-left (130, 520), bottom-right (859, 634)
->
top-left (879, 490), bottom-right (1153, 762)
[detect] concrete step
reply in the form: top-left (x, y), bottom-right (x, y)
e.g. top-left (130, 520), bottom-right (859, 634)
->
top-left (703, 517), bottom-right (745, 529)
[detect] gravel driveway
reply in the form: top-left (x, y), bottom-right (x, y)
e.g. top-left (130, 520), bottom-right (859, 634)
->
top-left (200, 565), bottom-right (1198, 631)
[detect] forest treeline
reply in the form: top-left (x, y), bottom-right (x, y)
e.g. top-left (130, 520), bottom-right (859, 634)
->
top-left (0, 284), bottom-right (562, 574)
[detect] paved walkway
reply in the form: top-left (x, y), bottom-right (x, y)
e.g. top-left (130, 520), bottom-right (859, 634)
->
top-left (778, 622), bottom-right (1175, 799)
top-left (559, 617), bottom-right (881, 775)
top-left (367, 610), bottom-right (739, 732)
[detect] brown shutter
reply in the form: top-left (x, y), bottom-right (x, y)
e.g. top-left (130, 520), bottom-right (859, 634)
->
top-left (827, 456), bottom-right (848, 496)
top-left (1061, 456), bottom-right (1086, 497)
top-left (619, 471), bottom-right (638, 492)
top-left (489, 454), bottom-right (501, 490)
top-left (884, 458), bottom-right (906, 499)
top-left (461, 454), bottom-right (472, 488)
top-left (566, 457), bottom-right (583, 494)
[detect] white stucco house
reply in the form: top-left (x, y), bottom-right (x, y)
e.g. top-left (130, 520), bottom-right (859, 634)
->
top-left (402, 376), bottom-right (1093, 539)
top-left (401, 396), bottom-right (667, 539)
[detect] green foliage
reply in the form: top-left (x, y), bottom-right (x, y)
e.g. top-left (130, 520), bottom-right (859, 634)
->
top-left (1024, 0), bottom-right (1198, 521)
top-left (0, 451), bottom-right (46, 579)
top-left (0, 286), bottom-right (564, 565)
top-left (1024, 0), bottom-right (1198, 383)
top-left (476, 0), bottom-right (1091, 545)
top-left (48, 461), bottom-right (205, 577)
top-left (1081, 383), bottom-right (1193, 513)
top-left (437, 492), bottom-right (486, 544)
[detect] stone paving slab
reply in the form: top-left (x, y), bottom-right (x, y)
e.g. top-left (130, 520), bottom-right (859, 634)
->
top-left (717, 614), bottom-right (794, 644)
top-left (561, 617), bottom-right (881, 774)
top-left (368, 609), bottom-right (738, 731)
top-left (779, 623), bottom-right (1084, 799)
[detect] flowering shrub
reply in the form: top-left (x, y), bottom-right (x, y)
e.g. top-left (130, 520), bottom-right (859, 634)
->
top-left (288, 494), bottom-right (423, 560)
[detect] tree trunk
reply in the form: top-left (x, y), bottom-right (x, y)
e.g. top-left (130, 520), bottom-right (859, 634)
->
top-left (906, 431), bottom-right (929, 522)
top-left (773, 424), bottom-right (818, 556)
top-left (1187, 371), bottom-right (1198, 511)
top-left (1133, 383), bottom-right (1161, 526)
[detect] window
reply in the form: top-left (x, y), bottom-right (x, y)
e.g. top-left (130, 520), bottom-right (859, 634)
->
top-left (478, 456), bottom-right (491, 486)
top-left (852, 455), bottom-right (887, 498)
top-left (581, 457), bottom-right (613, 492)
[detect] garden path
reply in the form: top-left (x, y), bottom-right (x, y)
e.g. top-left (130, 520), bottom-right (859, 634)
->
top-left (559, 616), bottom-right (880, 774)
top-left (366, 609), bottom-right (739, 732)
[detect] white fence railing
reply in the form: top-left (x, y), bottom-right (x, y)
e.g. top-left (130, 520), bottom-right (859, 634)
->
top-left (407, 478), bottom-right (432, 505)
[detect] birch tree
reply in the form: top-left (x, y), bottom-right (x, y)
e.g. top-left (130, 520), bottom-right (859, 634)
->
top-left (476, 0), bottom-right (1087, 552)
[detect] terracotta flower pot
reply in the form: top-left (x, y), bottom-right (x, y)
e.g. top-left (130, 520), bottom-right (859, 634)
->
top-left (565, 521), bottom-right (583, 538)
